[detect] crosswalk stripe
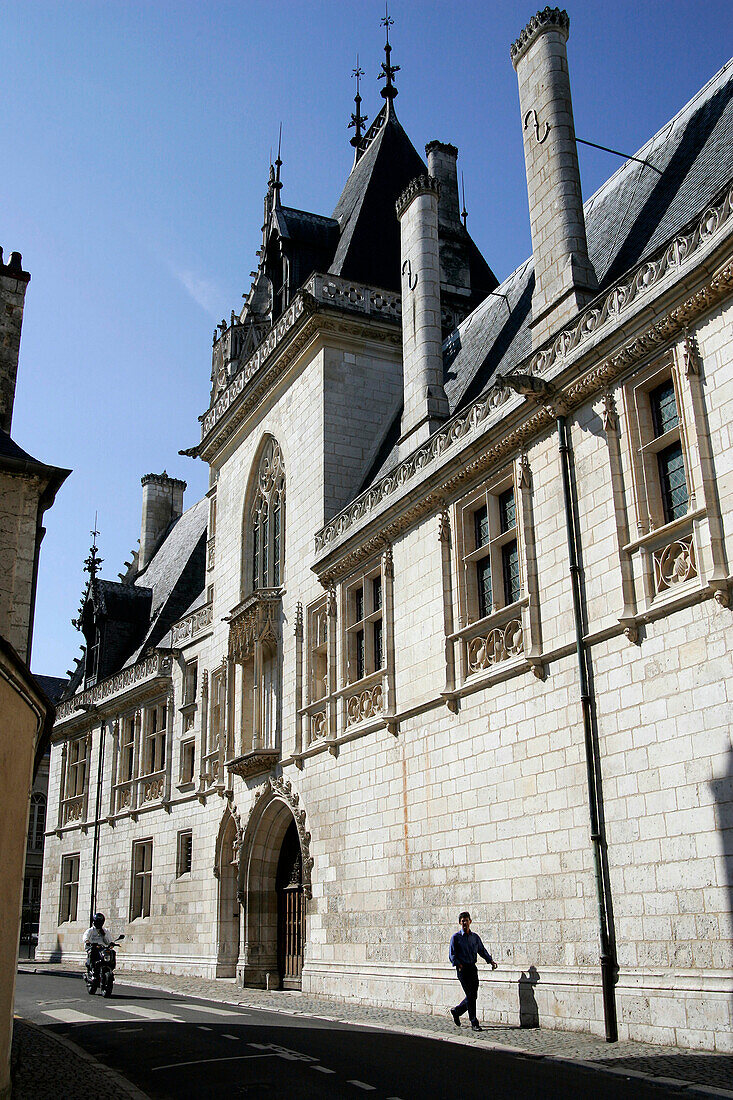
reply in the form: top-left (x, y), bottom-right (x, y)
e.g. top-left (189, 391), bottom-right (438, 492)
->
top-left (105, 1004), bottom-right (183, 1022)
top-left (348, 1082), bottom-right (376, 1091)
top-left (42, 1008), bottom-right (99, 1023)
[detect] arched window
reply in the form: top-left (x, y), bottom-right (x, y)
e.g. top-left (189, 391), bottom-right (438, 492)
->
top-left (250, 439), bottom-right (285, 591)
top-left (27, 792), bottom-right (46, 851)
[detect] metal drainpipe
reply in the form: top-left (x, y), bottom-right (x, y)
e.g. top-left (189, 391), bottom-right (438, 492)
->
top-left (557, 412), bottom-right (619, 1042)
top-left (83, 706), bottom-right (105, 923)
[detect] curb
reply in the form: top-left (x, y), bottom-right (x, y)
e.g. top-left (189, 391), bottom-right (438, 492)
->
top-left (12, 1015), bottom-right (151, 1100)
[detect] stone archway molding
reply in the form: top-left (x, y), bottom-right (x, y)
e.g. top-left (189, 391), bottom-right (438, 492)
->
top-left (238, 776), bottom-right (313, 900)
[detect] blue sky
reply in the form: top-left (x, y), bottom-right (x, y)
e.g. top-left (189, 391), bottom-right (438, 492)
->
top-left (2, 0), bottom-right (730, 677)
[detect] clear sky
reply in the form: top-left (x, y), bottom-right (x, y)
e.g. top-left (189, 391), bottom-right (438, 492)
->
top-left (2, 0), bottom-right (730, 677)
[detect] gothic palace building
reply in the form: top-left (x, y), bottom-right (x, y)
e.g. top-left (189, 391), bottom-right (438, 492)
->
top-left (38, 9), bottom-right (733, 1048)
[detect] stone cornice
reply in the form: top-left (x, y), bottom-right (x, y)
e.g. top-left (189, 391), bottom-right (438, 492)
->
top-left (313, 181), bottom-right (733, 583)
top-left (395, 175), bottom-right (441, 219)
top-left (511, 7), bottom-right (570, 68)
top-left (171, 602), bottom-right (213, 647)
top-left (198, 274), bottom-right (402, 463)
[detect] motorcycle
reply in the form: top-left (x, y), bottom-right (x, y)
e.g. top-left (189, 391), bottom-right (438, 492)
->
top-left (84, 933), bottom-right (125, 998)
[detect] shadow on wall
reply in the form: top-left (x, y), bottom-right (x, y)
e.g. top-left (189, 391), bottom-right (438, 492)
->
top-left (48, 936), bottom-right (62, 963)
top-left (710, 736), bottom-right (733, 1029)
top-left (518, 964), bottom-right (540, 1028)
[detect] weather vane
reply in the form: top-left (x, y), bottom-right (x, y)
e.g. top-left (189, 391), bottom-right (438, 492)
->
top-left (349, 55), bottom-right (368, 154)
top-left (379, 3), bottom-right (399, 103)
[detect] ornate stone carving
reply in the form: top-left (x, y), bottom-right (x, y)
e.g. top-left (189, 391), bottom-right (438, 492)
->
top-left (467, 618), bottom-right (524, 673)
top-left (682, 330), bottom-right (700, 376)
top-left (241, 777), bottom-right (314, 899)
top-left (511, 7), bottom-right (570, 65)
top-left (654, 534), bottom-right (697, 595)
top-left (56, 652), bottom-right (173, 722)
top-left (295, 601), bottom-right (303, 639)
top-left (142, 776), bottom-right (164, 802)
top-left (226, 749), bottom-right (279, 780)
top-left (517, 453), bottom-right (532, 489)
top-left (438, 506), bottom-right (451, 544)
top-left (602, 393), bottom-right (619, 433)
top-left (63, 797), bottom-right (84, 824)
top-left (309, 709), bottom-right (327, 743)
top-left (228, 589), bottom-right (281, 664)
top-left (346, 681), bottom-right (384, 727)
top-left (395, 175), bottom-right (440, 219)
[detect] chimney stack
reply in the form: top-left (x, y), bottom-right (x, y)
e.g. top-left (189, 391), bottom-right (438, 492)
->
top-left (396, 176), bottom-right (449, 450)
top-left (0, 249), bottom-right (31, 436)
top-left (139, 472), bottom-right (186, 571)
top-left (425, 141), bottom-right (471, 298)
top-left (511, 7), bottom-right (597, 347)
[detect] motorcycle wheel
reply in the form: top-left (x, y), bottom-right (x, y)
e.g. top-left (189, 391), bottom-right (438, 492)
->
top-left (102, 971), bottom-right (114, 998)
top-left (84, 975), bottom-right (98, 995)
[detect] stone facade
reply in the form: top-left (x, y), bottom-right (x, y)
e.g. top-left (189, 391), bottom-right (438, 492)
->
top-left (39, 10), bottom-right (733, 1052)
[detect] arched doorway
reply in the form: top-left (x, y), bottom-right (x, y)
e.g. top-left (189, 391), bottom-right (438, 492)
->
top-left (215, 810), bottom-right (240, 977)
top-left (238, 778), bottom-right (312, 990)
top-left (276, 820), bottom-right (305, 988)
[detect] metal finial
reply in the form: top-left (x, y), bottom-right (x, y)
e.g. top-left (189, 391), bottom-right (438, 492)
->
top-left (349, 54), bottom-right (368, 156)
top-left (72, 515), bottom-right (103, 629)
top-left (461, 172), bottom-right (468, 228)
top-left (379, 3), bottom-right (399, 104)
top-left (273, 123), bottom-right (283, 205)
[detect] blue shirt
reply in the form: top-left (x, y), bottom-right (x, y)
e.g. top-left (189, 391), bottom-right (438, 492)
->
top-left (449, 929), bottom-right (494, 968)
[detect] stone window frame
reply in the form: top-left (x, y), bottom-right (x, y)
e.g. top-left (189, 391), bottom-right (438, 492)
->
top-left (336, 547), bottom-right (395, 735)
top-left (176, 830), bottom-right (193, 878)
top-left (450, 460), bottom-right (541, 686)
top-left (247, 437), bottom-right (286, 595)
top-left (178, 738), bottom-right (196, 788)
top-left (59, 853), bottom-right (80, 924)
top-left (300, 595), bottom-right (332, 749)
top-left (141, 701), bottom-right (167, 778)
top-left (618, 343), bottom-right (717, 612)
top-left (65, 735), bottom-right (88, 799)
top-left (130, 839), bottom-right (153, 920)
top-left (343, 565), bottom-right (384, 686)
top-left (183, 659), bottom-right (198, 708)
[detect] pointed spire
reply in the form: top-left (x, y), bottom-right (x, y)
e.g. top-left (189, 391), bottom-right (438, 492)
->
top-left (72, 516), bottom-right (103, 629)
top-left (349, 55), bottom-right (368, 161)
top-left (461, 172), bottom-right (468, 228)
top-left (379, 3), bottom-right (399, 109)
top-left (273, 123), bottom-right (283, 208)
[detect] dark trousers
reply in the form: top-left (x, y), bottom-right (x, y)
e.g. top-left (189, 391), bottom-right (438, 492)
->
top-left (454, 963), bottom-right (480, 1022)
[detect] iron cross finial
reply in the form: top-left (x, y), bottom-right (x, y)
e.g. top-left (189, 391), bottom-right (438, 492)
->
top-left (350, 54), bottom-right (368, 154)
top-left (379, 4), bottom-right (399, 103)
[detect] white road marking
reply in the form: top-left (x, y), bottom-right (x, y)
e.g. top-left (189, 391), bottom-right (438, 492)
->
top-left (42, 1008), bottom-right (99, 1023)
top-left (105, 1004), bottom-right (183, 1022)
top-left (312, 1065), bottom-right (336, 1074)
top-left (348, 1082), bottom-right (376, 1091)
top-left (153, 1054), bottom-right (274, 1071)
top-left (171, 1002), bottom-right (249, 1017)
top-left (248, 1042), bottom-right (316, 1062)
top-left (198, 1026), bottom-right (212, 1032)
top-left (223, 1034), bottom-right (239, 1040)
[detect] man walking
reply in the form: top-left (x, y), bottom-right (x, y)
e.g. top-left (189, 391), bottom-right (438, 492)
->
top-left (449, 911), bottom-right (497, 1031)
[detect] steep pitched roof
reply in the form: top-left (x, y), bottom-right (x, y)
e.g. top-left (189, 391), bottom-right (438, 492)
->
top-left (330, 105), bottom-right (427, 291)
top-left (362, 57), bottom-right (733, 487)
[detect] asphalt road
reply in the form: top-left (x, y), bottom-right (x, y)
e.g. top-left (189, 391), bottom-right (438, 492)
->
top-left (15, 971), bottom-right (693, 1099)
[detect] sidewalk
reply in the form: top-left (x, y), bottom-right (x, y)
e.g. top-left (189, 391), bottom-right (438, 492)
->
top-left (16, 961), bottom-right (733, 1097)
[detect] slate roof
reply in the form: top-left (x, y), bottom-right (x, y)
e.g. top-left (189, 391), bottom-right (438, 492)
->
top-left (363, 57), bottom-right (733, 487)
top-left (330, 104), bottom-right (428, 292)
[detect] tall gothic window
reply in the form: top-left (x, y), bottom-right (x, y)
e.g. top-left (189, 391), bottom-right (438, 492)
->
top-left (250, 439), bottom-right (285, 591)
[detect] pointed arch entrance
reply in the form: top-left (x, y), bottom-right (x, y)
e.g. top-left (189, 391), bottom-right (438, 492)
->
top-left (214, 806), bottom-right (241, 977)
top-left (238, 777), bottom-right (313, 989)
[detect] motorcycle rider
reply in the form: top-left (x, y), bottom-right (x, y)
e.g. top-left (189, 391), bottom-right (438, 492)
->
top-left (83, 912), bottom-right (113, 980)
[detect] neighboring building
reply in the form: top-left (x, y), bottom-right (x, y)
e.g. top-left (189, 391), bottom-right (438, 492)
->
top-left (39, 10), bottom-right (733, 1049)
top-left (0, 248), bottom-right (69, 1098)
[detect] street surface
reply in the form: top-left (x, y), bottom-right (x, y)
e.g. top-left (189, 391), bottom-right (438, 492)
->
top-left (14, 970), bottom-right (719, 1099)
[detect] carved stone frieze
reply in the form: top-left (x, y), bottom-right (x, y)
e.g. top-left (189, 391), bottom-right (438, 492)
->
top-left (172, 602), bottom-right (213, 647)
top-left (56, 653), bottom-right (173, 723)
top-left (467, 618), bottom-right (524, 673)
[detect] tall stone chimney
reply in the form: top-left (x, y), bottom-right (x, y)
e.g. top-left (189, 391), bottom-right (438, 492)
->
top-left (396, 176), bottom-right (449, 451)
top-left (511, 7), bottom-right (597, 347)
top-left (425, 141), bottom-right (471, 297)
top-left (139, 472), bottom-right (186, 571)
top-left (0, 249), bottom-right (31, 435)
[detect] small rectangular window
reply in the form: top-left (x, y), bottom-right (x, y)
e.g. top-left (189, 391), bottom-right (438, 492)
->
top-left (176, 831), bottom-right (193, 877)
top-left (355, 587), bottom-right (364, 622)
top-left (372, 577), bottom-right (382, 612)
top-left (373, 620), bottom-right (383, 670)
top-left (59, 854), bottom-right (80, 923)
top-left (474, 505), bottom-right (490, 549)
top-left (499, 488), bottom-right (516, 533)
top-left (650, 379), bottom-right (679, 437)
top-left (183, 661), bottom-right (198, 707)
top-left (356, 629), bottom-right (365, 681)
top-left (131, 840), bottom-right (153, 919)
top-left (502, 540), bottom-right (520, 605)
top-left (180, 740), bottom-right (195, 784)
